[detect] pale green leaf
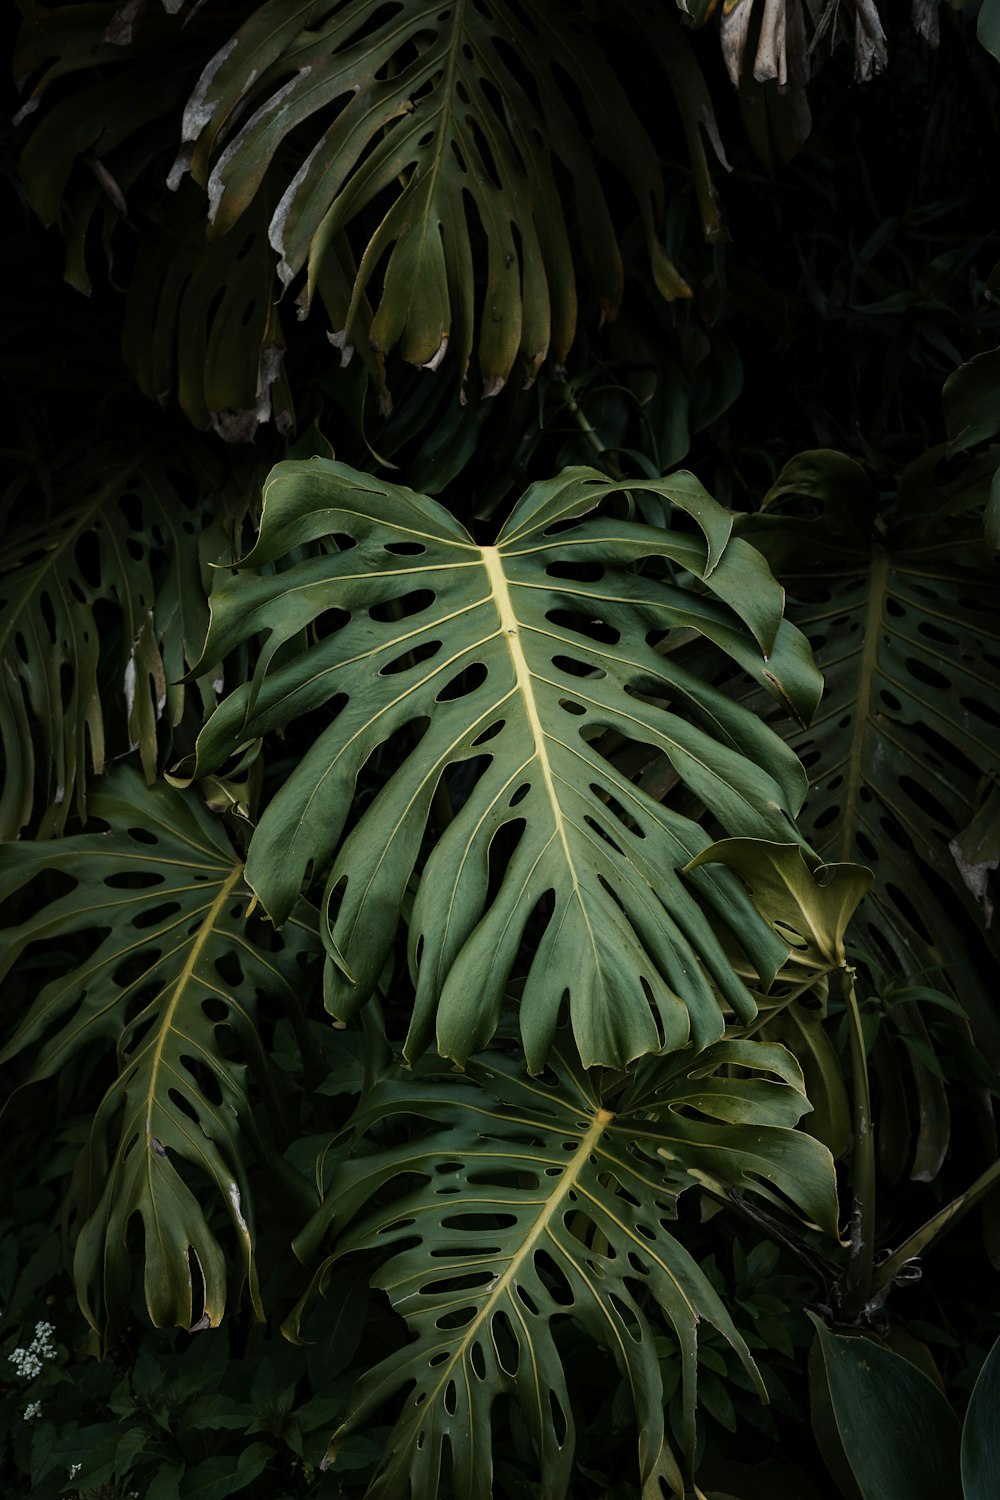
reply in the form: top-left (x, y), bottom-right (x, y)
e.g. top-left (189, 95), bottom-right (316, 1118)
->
top-left (686, 839), bottom-right (873, 973)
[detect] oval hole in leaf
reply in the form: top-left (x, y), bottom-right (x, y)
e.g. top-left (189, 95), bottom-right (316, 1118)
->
top-left (313, 607), bottom-right (350, 640)
top-left (379, 639), bottom-right (441, 676)
top-left (514, 1283), bottom-right (538, 1316)
top-left (962, 695), bottom-right (1000, 729)
top-left (181, 1055), bottom-right (223, 1107)
top-left (168, 1086), bottom-right (201, 1125)
top-left (437, 1306), bottom-right (476, 1332)
top-left (369, 589), bottom-right (434, 622)
top-left (552, 654), bottom-right (600, 679)
top-left (534, 1247), bottom-right (574, 1306)
top-left (904, 657), bottom-right (950, 691)
top-left (104, 870), bottom-right (165, 889)
top-left (471, 719), bottom-right (504, 746)
top-left (589, 822), bottom-right (624, 856)
top-left (436, 661), bottom-right (488, 701)
top-left (422, 1270), bottom-right (497, 1296)
top-left (132, 901), bottom-right (183, 931)
top-left (885, 882), bottom-right (935, 945)
top-left (214, 952), bottom-right (245, 988)
top-left (546, 607), bottom-right (619, 644)
top-left (382, 540), bottom-right (426, 555)
top-left (897, 774), bottom-right (954, 828)
top-left (127, 826), bottom-right (159, 846)
top-left (609, 1292), bottom-right (642, 1341)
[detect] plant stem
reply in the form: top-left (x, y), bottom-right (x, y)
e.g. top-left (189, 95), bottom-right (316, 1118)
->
top-left (553, 376), bottom-right (623, 479)
top-left (871, 1153), bottom-right (1000, 1293)
top-left (841, 966), bottom-right (876, 1316)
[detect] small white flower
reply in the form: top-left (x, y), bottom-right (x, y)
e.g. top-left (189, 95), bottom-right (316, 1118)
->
top-left (9, 1347), bottom-right (43, 1380)
top-left (67, 1464), bottom-right (82, 1480)
top-left (23, 1400), bottom-right (42, 1420)
top-left (8, 1320), bottom-right (58, 1380)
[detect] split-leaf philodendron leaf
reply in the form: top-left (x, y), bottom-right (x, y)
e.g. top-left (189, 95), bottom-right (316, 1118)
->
top-left (0, 441), bottom-right (231, 839)
top-left (186, 458), bottom-right (822, 1071)
top-left (0, 768), bottom-right (320, 1343)
top-left (738, 448), bottom-right (1000, 1061)
top-left (289, 1035), bottom-right (840, 1500)
top-left (170, 0), bottom-right (716, 393)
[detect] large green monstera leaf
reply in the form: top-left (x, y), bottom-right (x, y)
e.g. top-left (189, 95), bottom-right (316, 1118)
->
top-left (739, 449), bottom-right (1000, 1063)
top-left (16, 0), bottom-right (725, 420)
top-left (0, 440), bottom-right (234, 839)
top-left (168, 0), bottom-right (716, 393)
top-left (289, 1034), bottom-right (839, 1500)
top-left (0, 769), bottom-right (319, 1342)
top-left (187, 458), bottom-right (820, 1070)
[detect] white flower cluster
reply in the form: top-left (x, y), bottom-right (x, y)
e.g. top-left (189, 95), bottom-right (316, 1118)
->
top-left (8, 1321), bottom-right (57, 1381)
top-left (67, 1464), bottom-right (82, 1480)
top-left (23, 1400), bottom-right (42, 1420)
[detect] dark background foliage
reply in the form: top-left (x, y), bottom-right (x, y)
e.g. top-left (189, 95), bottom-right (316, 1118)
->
top-left (2, 2), bottom-right (1000, 1498)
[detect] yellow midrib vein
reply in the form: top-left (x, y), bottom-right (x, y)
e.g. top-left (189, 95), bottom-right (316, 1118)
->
top-left (143, 862), bottom-right (244, 1146)
top-left (415, 1106), bottom-right (615, 1408)
top-left (480, 546), bottom-right (583, 902)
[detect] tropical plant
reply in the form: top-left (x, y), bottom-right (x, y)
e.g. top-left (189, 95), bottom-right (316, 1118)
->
top-left (4, 2), bottom-right (1000, 1499)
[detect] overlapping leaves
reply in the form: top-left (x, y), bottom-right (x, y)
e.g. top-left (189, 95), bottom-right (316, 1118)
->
top-left (739, 448), bottom-right (1000, 1065)
top-left (15, 0), bottom-right (726, 422)
top-left (0, 440), bottom-right (235, 839)
top-left (170, 0), bottom-right (717, 394)
top-left (187, 459), bottom-right (821, 1071)
top-left (0, 769), bottom-right (320, 1343)
top-left (289, 1035), bottom-right (839, 1500)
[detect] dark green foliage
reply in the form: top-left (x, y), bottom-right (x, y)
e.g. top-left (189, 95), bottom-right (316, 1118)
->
top-left (4, 3), bottom-right (1000, 1499)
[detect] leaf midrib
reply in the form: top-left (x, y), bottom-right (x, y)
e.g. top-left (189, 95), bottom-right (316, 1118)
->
top-left (836, 546), bottom-right (888, 865)
top-left (142, 861), bottom-right (244, 1153)
top-left (403, 1105), bottom-right (615, 1416)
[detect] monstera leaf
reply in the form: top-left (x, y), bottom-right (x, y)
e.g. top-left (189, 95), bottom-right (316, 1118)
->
top-left (122, 179), bottom-right (297, 439)
top-left (0, 439), bottom-right (237, 839)
top-left (737, 449), bottom-right (1000, 1065)
top-left (16, 0), bottom-right (727, 420)
top-left (288, 1034), bottom-right (840, 1500)
top-left (0, 769), bottom-right (320, 1341)
top-left (170, 0), bottom-right (718, 394)
top-left (186, 458), bottom-right (821, 1071)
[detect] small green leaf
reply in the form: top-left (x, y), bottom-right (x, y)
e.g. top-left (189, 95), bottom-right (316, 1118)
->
top-left (685, 839), bottom-right (873, 973)
top-left (180, 1443), bottom-right (273, 1500)
top-left (943, 347), bottom-right (1000, 454)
